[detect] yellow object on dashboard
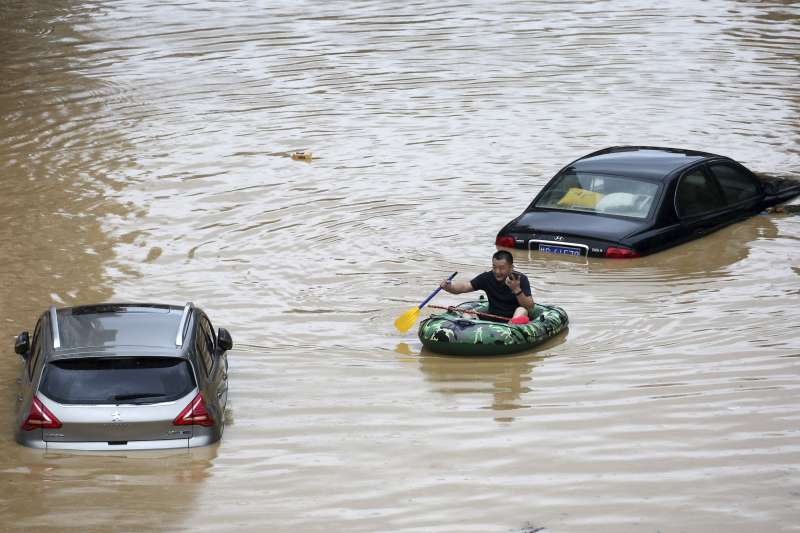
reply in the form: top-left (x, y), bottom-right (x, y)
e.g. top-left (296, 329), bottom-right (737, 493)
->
top-left (558, 187), bottom-right (604, 208)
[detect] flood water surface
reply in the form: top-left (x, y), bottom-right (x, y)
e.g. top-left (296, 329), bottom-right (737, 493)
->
top-left (1, 1), bottom-right (799, 531)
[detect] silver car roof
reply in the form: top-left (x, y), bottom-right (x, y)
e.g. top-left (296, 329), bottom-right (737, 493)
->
top-left (48, 302), bottom-right (195, 357)
top-left (47, 345), bottom-right (189, 361)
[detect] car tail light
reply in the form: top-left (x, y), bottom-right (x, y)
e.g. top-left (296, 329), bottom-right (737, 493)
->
top-left (173, 394), bottom-right (215, 427)
top-left (604, 247), bottom-right (641, 259)
top-left (495, 235), bottom-right (516, 248)
top-left (21, 396), bottom-right (62, 431)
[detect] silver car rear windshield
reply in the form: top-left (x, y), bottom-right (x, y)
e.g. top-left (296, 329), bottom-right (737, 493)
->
top-left (39, 357), bottom-right (195, 405)
top-left (535, 171), bottom-right (660, 219)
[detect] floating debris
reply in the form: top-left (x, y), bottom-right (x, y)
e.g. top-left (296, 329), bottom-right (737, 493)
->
top-left (265, 150), bottom-right (314, 162)
top-left (767, 203), bottom-right (800, 214)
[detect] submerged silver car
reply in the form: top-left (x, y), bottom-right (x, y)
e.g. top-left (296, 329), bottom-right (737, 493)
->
top-left (13, 303), bottom-right (232, 450)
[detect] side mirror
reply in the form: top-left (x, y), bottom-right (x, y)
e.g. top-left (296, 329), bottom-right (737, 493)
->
top-left (217, 328), bottom-right (233, 352)
top-left (15, 331), bottom-right (30, 357)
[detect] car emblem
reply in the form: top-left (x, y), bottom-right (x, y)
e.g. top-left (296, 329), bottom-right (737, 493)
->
top-left (111, 410), bottom-right (122, 423)
top-left (553, 235), bottom-right (565, 241)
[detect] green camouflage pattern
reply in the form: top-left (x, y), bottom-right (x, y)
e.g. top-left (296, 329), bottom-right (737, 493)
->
top-left (418, 300), bottom-right (569, 356)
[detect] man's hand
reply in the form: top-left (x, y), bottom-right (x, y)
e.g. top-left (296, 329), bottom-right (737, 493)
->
top-left (506, 272), bottom-right (522, 293)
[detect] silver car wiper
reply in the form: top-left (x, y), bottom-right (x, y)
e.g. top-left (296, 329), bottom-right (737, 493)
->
top-left (112, 393), bottom-right (166, 402)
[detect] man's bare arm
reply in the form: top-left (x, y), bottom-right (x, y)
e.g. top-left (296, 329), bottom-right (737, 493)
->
top-left (440, 279), bottom-right (474, 294)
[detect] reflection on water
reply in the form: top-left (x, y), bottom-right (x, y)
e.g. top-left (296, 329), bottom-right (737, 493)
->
top-left (399, 332), bottom-right (569, 423)
top-left (0, 0), bottom-right (135, 317)
top-left (1, 445), bottom-right (217, 529)
top-left (514, 212), bottom-right (780, 280)
top-left (418, 353), bottom-right (538, 422)
top-left (1, 0), bottom-right (800, 531)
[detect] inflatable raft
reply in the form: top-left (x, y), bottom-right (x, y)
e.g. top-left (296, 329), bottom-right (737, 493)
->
top-left (418, 300), bottom-right (568, 356)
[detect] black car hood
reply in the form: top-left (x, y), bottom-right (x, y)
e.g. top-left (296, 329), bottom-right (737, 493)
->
top-left (510, 210), bottom-right (650, 242)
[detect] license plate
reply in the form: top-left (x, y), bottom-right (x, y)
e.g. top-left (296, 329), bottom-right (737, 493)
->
top-left (539, 244), bottom-right (582, 256)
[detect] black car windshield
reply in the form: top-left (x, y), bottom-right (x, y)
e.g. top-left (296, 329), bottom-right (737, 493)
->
top-left (534, 170), bottom-right (660, 219)
top-left (39, 357), bottom-right (195, 405)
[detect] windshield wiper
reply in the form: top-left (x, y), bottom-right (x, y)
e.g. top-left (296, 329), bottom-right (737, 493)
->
top-left (112, 393), bottom-right (166, 402)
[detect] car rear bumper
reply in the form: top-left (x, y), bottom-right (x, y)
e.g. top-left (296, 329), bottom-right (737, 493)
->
top-left (500, 234), bottom-right (611, 257)
top-left (18, 434), bottom-right (218, 450)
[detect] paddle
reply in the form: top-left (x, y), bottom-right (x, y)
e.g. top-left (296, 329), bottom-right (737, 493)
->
top-left (427, 304), bottom-right (510, 322)
top-left (394, 271), bottom-right (458, 333)
top-left (427, 304), bottom-right (531, 325)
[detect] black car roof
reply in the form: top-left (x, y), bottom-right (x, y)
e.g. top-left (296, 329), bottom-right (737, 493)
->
top-left (570, 146), bottom-right (725, 182)
top-left (48, 303), bottom-right (191, 357)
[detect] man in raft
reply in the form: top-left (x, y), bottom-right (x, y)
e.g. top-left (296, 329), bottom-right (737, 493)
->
top-left (439, 250), bottom-right (533, 324)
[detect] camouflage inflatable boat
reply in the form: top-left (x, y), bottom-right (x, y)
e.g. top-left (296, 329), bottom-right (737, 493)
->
top-left (418, 300), bottom-right (568, 356)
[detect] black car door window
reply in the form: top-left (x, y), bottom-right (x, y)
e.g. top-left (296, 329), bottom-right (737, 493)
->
top-left (708, 164), bottom-right (760, 204)
top-left (676, 170), bottom-right (725, 217)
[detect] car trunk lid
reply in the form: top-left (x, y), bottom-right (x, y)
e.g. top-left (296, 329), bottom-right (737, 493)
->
top-left (36, 356), bottom-right (196, 445)
top-left (513, 210), bottom-right (649, 242)
top-left (38, 396), bottom-right (194, 444)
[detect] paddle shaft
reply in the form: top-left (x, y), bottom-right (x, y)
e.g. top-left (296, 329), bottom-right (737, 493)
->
top-left (417, 272), bottom-right (458, 309)
top-left (428, 304), bottom-right (512, 322)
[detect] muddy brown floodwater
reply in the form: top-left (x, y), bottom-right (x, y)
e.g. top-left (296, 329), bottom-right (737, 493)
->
top-left (1, 1), bottom-right (799, 532)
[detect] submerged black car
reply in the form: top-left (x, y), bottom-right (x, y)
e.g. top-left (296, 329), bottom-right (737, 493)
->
top-left (495, 146), bottom-right (800, 258)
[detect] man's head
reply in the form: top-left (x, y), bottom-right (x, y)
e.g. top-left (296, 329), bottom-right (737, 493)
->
top-left (491, 250), bottom-right (514, 281)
